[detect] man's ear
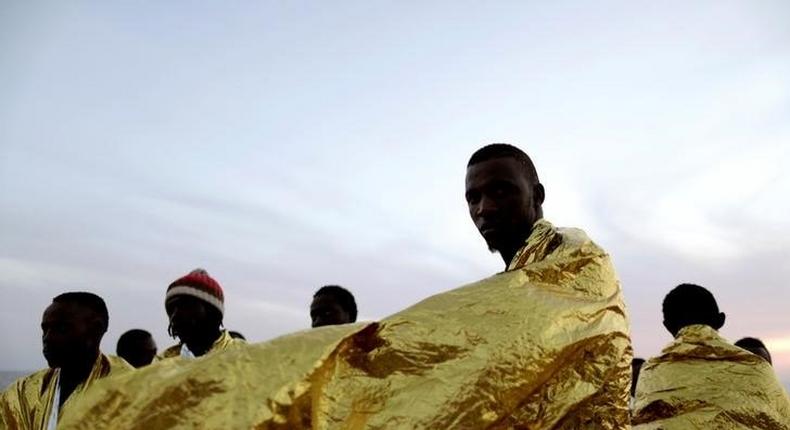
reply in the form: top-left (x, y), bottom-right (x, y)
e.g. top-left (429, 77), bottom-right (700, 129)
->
top-left (712, 312), bottom-right (725, 330)
top-left (534, 183), bottom-right (546, 206)
top-left (663, 319), bottom-right (677, 337)
top-left (87, 313), bottom-right (107, 337)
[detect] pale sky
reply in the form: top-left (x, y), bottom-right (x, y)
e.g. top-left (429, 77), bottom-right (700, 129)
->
top-left (1, 1), bottom-right (789, 388)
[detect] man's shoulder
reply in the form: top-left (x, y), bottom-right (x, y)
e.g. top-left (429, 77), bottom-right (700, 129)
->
top-left (528, 220), bottom-right (607, 258)
top-left (522, 220), bottom-right (611, 270)
top-left (104, 354), bottom-right (135, 374)
top-left (227, 337), bottom-right (246, 348)
top-left (659, 325), bottom-right (743, 359)
top-left (645, 326), bottom-right (770, 375)
top-left (215, 330), bottom-right (246, 352)
top-left (553, 225), bottom-right (606, 256)
top-left (158, 344), bottom-right (182, 359)
top-left (2, 368), bottom-right (52, 398)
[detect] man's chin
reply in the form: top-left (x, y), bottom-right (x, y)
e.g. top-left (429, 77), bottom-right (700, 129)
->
top-left (44, 355), bottom-right (65, 369)
top-left (43, 351), bottom-right (56, 367)
top-left (177, 333), bottom-right (196, 345)
top-left (482, 232), bottom-right (503, 252)
top-left (484, 238), bottom-right (502, 254)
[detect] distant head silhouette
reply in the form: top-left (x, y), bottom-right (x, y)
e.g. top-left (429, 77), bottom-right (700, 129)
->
top-left (735, 337), bottom-right (772, 365)
top-left (662, 283), bottom-right (725, 337)
top-left (311, 285), bottom-right (357, 328)
top-left (117, 329), bottom-right (157, 368)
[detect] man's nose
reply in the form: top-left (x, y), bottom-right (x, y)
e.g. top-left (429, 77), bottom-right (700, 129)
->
top-left (475, 195), bottom-right (498, 216)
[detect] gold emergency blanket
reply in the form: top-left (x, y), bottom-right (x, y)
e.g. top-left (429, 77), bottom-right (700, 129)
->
top-left (60, 220), bottom-right (632, 429)
top-left (0, 353), bottom-right (132, 430)
top-left (160, 329), bottom-right (244, 359)
top-left (633, 324), bottom-right (790, 429)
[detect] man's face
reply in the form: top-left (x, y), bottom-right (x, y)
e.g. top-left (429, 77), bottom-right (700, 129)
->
top-left (120, 336), bottom-right (158, 368)
top-left (167, 296), bottom-right (214, 344)
top-left (41, 302), bottom-right (99, 368)
top-left (465, 157), bottom-right (542, 253)
top-left (310, 295), bottom-right (351, 328)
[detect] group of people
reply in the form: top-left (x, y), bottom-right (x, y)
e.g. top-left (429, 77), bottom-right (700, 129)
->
top-left (1, 144), bottom-right (788, 429)
top-left (2, 269), bottom-right (360, 430)
top-left (113, 272), bottom-right (359, 369)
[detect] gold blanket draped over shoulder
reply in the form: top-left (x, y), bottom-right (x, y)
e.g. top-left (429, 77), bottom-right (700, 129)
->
top-left (159, 329), bottom-right (244, 359)
top-left (633, 324), bottom-right (790, 429)
top-left (60, 220), bottom-right (632, 429)
top-left (0, 354), bottom-right (132, 430)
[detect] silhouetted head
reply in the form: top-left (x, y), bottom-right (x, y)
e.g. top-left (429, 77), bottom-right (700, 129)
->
top-left (631, 357), bottom-right (645, 397)
top-left (42, 292), bottom-right (108, 369)
top-left (662, 283), bottom-right (725, 337)
top-left (165, 269), bottom-right (224, 345)
top-left (311, 285), bottom-right (357, 328)
top-left (465, 144), bottom-right (545, 264)
top-left (166, 295), bottom-right (223, 344)
top-left (735, 337), bottom-right (772, 365)
top-left (116, 329), bottom-right (157, 368)
top-left (228, 330), bottom-right (246, 340)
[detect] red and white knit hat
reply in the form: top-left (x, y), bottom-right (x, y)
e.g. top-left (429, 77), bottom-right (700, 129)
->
top-left (165, 268), bottom-right (224, 316)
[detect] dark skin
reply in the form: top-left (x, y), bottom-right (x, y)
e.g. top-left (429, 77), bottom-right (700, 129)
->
top-left (118, 335), bottom-right (157, 368)
top-left (663, 312), bottom-right (725, 338)
top-left (740, 345), bottom-right (772, 365)
top-left (167, 295), bottom-right (221, 357)
top-left (41, 302), bottom-right (104, 408)
top-left (310, 295), bottom-right (352, 328)
top-left (465, 157), bottom-right (545, 267)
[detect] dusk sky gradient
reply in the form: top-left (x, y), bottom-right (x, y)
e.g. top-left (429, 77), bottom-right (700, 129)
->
top-left (1, 1), bottom-right (789, 388)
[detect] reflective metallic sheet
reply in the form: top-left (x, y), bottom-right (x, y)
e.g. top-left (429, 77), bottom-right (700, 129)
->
top-left (159, 329), bottom-right (245, 359)
top-left (633, 324), bottom-right (790, 429)
top-left (60, 220), bottom-right (632, 429)
top-left (0, 354), bottom-right (132, 430)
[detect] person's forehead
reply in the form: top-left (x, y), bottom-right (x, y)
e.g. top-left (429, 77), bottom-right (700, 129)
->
top-left (168, 295), bottom-right (205, 310)
top-left (311, 295), bottom-right (341, 308)
top-left (134, 336), bottom-right (157, 347)
top-left (42, 301), bottom-right (83, 320)
top-left (465, 157), bottom-right (524, 186)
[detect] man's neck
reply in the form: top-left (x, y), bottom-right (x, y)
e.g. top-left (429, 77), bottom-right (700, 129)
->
top-left (500, 246), bottom-right (519, 268)
top-left (499, 222), bottom-right (539, 268)
top-left (58, 352), bottom-right (98, 407)
top-left (185, 328), bottom-right (222, 357)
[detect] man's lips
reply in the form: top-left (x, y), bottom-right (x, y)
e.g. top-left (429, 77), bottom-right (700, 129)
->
top-left (480, 223), bottom-right (501, 235)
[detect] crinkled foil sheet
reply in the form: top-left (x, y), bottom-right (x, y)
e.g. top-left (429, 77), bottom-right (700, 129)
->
top-left (633, 324), bottom-right (790, 429)
top-left (60, 221), bottom-right (632, 429)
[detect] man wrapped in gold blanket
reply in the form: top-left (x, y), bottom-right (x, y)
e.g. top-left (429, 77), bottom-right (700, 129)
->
top-left (1, 292), bottom-right (132, 430)
top-left (633, 284), bottom-right (790, 429)
top-left (59, 144), bottom-right (632, 429)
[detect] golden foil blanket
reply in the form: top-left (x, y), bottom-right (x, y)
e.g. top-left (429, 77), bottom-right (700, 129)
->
top-left (59, 220), bottom-right (632, 429)
top-left (633, 324), bottom-right (790, 429)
